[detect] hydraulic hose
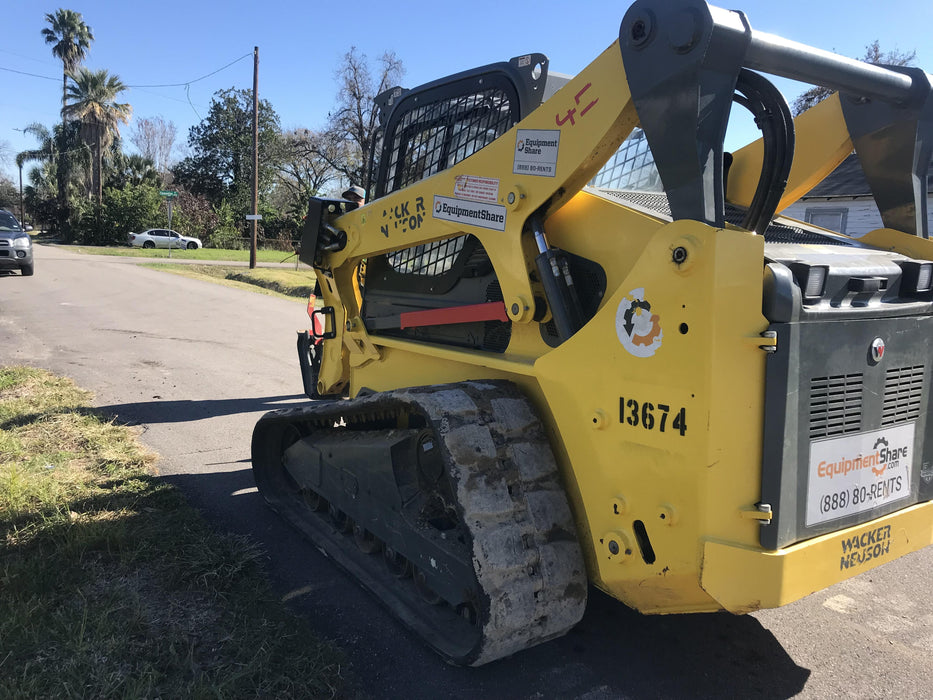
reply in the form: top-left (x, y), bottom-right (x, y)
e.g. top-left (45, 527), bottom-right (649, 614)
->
top-left (732, 68), bottom-right (795, 234)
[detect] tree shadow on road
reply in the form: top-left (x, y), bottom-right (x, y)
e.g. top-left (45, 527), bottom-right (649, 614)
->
top-left (165, 466), bottom-right (812, 700)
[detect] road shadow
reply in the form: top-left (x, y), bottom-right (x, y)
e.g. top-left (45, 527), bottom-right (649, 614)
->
top-left (164, 466), bottom-right (812, 700)
top-left (95, 394), bottom-right (308, 425)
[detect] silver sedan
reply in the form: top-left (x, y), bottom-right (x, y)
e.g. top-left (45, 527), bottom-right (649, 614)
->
top-left (128, 229), bottom-right (202, 250)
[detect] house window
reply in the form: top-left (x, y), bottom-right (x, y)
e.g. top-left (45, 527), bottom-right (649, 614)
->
top-left (805, 207), bottom-right (848, 234)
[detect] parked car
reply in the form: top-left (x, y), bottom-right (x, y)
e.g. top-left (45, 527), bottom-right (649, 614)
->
top-left (128, 229), bottom-right (202, 250)
top-left (0, 209), bottom-right (34, 276)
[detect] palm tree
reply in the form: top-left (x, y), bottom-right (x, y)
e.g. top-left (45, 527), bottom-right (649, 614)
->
top-left (110, 153), bottom-right (160, 188)
top-left (42, 9), bottom-right (94, 113)
top-left (15, 122), bottom-right (89, 199)
top-left (42, 9), bottom-right (93, 238)
top-left (63, 68), bottom-right (132, 205)
top-left (17, 122), bottom-right (89, 232)
top-left (16, 123), bottom-right (56, 170)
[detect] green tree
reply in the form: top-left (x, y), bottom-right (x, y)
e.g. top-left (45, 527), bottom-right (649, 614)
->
top-left (172, 88), bottom-right (282, 215)
top-left (108, 153), bottom-right (160, 189)
top-left (16, 121), bottom-right (89, 230)
top-left (73, 183), bottom-right (162, 246)
top-left (105, 183), bottom-right (162, 241)
top-left (170, 189), bottom-right (219, 245)
top-left (42, 9), bottom-right (94, 237)
top-left (793, 41), bottom-right (916, 115)
top-left (63, 67), bottom-right (132, 206)
top-left (0, 174), bottom-right (18, 212)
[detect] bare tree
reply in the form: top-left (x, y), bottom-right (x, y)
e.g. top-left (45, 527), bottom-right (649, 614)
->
top-left (130, 116), bottom-right (177, 176)
top-left (316, 47), bottom-right (404, 195)
top-left (277, 128), bottom-right (340, 201)
top-left (792, 41), bottom-right (916, 115)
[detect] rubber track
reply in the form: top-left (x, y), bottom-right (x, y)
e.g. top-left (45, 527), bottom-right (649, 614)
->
top-left (251, 380), bottom-right (587, 665)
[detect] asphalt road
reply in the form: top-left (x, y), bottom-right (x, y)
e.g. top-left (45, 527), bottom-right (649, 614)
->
top-left (3, 244), bottom-right (932, 699)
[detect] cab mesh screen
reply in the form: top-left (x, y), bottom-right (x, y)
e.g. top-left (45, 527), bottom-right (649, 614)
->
top-left (382, 88), bottom-right (513, 195)
top-left (386, 236), bottom-right (467, 276)
top-left (376, 87), bottom-right (515, 280)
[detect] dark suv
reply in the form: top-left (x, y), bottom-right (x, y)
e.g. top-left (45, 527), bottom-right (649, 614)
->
top-left (0, 209), bottom-right (34, 276)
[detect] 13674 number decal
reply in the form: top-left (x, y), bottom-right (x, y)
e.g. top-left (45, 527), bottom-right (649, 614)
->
top-left (619, 397), bottom-right (687, 436)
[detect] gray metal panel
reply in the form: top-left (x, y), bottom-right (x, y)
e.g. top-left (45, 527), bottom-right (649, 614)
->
top-left (760, 316), bottom-right (932, 550)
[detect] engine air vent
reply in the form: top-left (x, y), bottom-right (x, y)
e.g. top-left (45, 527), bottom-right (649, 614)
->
top-left (809, 374), bottom-right (863, 439)
top-left (882, 365), bottom-right (925, 426)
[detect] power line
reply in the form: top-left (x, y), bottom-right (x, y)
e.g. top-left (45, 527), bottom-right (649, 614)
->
top-left (0, 66), bottom-right (58, 81)
top-left (0, 51), bottom-right (252, 90)
top-left (126, 52), bottom-right (252, 88)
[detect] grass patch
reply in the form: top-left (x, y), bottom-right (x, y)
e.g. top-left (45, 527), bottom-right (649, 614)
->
top-left (0, 366), bottom-right (346, 698)
top-left (145, 264), bottom-right (315, 301)
top-left (59, 245), bottom-right (300, 265)
top-left (225, 268), bottom-right (316, 298)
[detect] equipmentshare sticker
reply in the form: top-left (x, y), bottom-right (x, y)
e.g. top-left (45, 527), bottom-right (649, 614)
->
top-left (806, 422), bottom-right (914, 527)
top-left (513, 129), bottom-right (559, 177)
top-left (432, 195), bottom-right (507, 231)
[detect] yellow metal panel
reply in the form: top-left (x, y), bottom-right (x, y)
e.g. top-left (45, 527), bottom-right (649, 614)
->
top-left (533, 218), bottom-right (769, 613)
top-left (702, 502), bottom-right (933, 613)
top-left (859, 227), bottom-right (933, 259)
top-left (313, 27), bottom-right (933, 618)
top-left (727, 94), bottom-right (853, 211)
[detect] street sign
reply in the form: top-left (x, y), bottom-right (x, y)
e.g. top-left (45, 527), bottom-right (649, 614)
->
top-left (159, 190), bottom-right (178, 198)
top-left (245, 214), bottom-right (262, 220)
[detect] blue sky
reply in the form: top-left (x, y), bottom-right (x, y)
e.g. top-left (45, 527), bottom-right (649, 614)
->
top-left (2, 0), bottom-right (932, 183)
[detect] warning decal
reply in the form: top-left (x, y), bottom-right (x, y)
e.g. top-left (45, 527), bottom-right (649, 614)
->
top-left (453, 175), bottom-right (500, 204)
top-left (616, 288), bottom-right (663, 358)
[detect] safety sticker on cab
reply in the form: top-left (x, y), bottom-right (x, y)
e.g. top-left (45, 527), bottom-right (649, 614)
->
top-left (806, 423), bottom-right (914, 527)
top-left (615, 288), bottom-right (662, 358)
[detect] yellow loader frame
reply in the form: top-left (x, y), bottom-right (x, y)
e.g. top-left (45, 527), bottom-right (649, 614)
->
top-left (307, 2), bottom-right (933, 614)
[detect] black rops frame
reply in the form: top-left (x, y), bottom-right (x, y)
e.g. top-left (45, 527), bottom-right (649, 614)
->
top-left (370, 54), bottom-right (550, 200)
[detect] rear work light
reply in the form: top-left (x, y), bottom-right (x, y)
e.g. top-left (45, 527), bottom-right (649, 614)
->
top-left (900, 261), bottom-right (933, 295)
top-left (789, 263), bottom-right (829, 304)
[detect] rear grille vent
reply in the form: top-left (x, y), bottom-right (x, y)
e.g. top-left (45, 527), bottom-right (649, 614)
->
top-left (810, 374), bottom-right (863, 439)
top-left (882, 365), bottom-right (925, 426)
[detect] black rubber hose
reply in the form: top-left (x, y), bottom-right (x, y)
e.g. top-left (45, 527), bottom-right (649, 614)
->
top-left (732, 69), bottom-right (796, 234)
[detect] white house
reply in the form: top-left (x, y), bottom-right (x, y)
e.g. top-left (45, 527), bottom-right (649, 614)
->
top-left (780, 152), bottom-right (933, 238)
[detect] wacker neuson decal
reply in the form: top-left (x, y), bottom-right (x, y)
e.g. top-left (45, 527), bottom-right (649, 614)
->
top-left (806, 423), bottom-right (914, 527)
top-left (839, 525), bottom-right (891, 572)
top-left (432, 195), bottom-right (507, 231)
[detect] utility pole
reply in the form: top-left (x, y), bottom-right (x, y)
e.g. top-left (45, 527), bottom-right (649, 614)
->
top-left (12, 127), bottom-right (27, 226)
top-left (18, 161), bottom-right (25, 227)
top-left (250, 46), bottom-right (259, 269)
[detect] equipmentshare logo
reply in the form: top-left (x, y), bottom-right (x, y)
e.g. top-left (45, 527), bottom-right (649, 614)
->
top-left (432, 195), bottom-right (507, 231)
top-left (806, 422), bottom-right (914, 527)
